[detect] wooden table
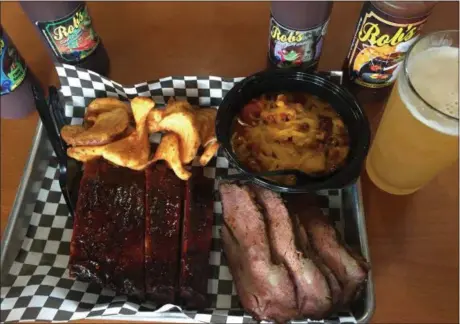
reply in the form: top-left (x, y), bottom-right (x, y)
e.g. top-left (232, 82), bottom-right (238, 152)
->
top-left (1, 2), bottom-right (459, 323)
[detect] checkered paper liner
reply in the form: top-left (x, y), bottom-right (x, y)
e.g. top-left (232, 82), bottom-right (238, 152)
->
top-left (1, 63), bottom-right (357, 324)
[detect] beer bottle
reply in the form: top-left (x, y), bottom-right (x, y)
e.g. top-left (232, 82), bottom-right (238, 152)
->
top-left (267, 1), bottom-right (333, 72)
top-left (20, 1), bottom-right (110, 76)
top-left (342, 1), bottom-right (437, 104)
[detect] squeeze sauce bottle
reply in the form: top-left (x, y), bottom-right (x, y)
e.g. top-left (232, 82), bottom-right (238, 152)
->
top-left (0, 26), bottom-right (37, 119)
top-left (267, 1), bottom-right (333, 72)
top-left (342, 1), bottom-right (437, 104)
top-left (20, 1), bottom-right (110, 76)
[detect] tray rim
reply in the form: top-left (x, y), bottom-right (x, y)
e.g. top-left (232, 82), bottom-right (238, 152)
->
top-left (1, 121), bottom-right (51, 279)
top-left (350, 180), bottom-right (376, 324)
top-left (1, 88), bottom-right (375, 324)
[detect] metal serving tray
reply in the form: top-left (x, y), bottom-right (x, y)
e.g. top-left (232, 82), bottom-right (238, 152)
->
top-left (1, 122), bottom-right (375, 323)
top-left (1, 69), bottom-right (375, 323)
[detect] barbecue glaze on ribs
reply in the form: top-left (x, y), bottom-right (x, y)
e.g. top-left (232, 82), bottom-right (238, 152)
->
top-left (69, 158), bottom-right (146, 298)
top-left (70, 160), bottom-right (215, 307)
top-left (145, 163), bottom-right (183, 303)
top-left (180, 168), bottom-right (215, 308)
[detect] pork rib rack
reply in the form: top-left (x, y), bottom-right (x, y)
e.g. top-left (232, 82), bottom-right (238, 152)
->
top-left (180, 168), bottom-right (214, 309)
top-left (69, 158), bottom-right (146, 298)
top-left (70, 159), bottom-right (215, 307)
top-left (145, 163), bottom-right (184, 303)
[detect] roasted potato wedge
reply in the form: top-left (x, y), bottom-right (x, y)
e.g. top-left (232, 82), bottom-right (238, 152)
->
top-left (195, 108), bottom-right (217, 146)
top-left (147, 100), bottom-right (215, 165)
top-left (146, 109), bottom-right (164, 133)
top-left (85, 97), bottom-right (132, 122)
top-left (61, 125), bottom-right (86, 143)
top-left (152, 133), bottom-right (192, 181)
top-left (67, 145), bottom-right (105, 162)
top-left (164, 99), bottom-right (195, 115)
top-left (195, 108), bottom-right (219, 165)
top-left (67, 96), bottom-right (218, 176)
top-left (67, 97), bottom-right (154, 170)
top-left (199, 140), bottom-right (219, 166)
top-left (62, 107), bottom-right (130, 146)
top-left (147, 99), bottom-right (196, 133)
top-left (158, 111), bottom-right (200, 165)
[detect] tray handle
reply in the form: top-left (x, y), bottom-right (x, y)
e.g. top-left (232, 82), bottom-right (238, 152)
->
top-left (32, 84), bottom-right (78, 217)
top-left (32, 85), bottom-right (68, 166)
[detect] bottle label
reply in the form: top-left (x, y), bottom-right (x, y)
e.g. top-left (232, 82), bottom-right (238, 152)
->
top-left (36, 4), bottom-right (100, 63)
top-left (0, 36), bottom-right (27, 96)
top-left (268, 15), bottom-right (329, 69)
top-left (345, 3), bottom-right (428, 89)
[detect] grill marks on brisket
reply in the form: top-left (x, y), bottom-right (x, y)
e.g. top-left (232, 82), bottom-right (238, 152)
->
top-left (145, 163), bottom-right (183, 303)
top-left (219, 183), bottom-right (298, 323)
top-left (180, 168), bottom-right (214, 309)
top-left (249, 185), bottom-right (332, 319)
top-left (69, 158), bottom-right (145, 298)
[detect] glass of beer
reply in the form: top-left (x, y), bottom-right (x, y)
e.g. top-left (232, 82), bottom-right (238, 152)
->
top-left (366, 30), bottom-right (459, 195)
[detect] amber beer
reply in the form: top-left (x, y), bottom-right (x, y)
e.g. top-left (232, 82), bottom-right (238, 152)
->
top-left (366, 30), bottom-right (459, 195)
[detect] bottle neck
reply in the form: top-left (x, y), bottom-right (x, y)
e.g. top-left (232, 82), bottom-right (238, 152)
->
top-left (371, 1), bottom-right (437, 20)
top-left (20, 1), bottom-right (84, 22)
top-left (270, 1), bottom-right (333, 30)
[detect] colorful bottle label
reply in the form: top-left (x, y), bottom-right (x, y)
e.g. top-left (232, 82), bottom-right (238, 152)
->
top-left (268, 14), bottom-right (329, 69)
top-left (0, 35), bottom-right (27, 96)
top-left (36, 4), bottom-right (100, 63)
top-left (345, 2), bottom-right (429, 89)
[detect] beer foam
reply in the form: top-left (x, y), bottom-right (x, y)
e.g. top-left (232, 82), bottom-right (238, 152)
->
top-left (400, 46), bottom-right (459, 136)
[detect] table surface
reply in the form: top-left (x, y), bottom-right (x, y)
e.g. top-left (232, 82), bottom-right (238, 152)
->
top-left (1, 2), bottom-right (459, 323)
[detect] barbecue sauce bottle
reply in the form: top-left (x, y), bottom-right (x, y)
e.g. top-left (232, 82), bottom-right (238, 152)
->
top-left (20, 1), bottom-right (110, 76)
top-left (0, 26), bottom-right (37, 119)
top-left (267, 1), bottom-right (333, 72)
top-left (342, 1), bottom-right (437, 104)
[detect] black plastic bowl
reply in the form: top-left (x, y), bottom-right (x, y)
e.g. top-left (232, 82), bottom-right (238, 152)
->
top-left (215, 69), bottom-right (371, 193)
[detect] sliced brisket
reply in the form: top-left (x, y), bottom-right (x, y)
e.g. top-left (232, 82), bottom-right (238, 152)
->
top-left (298, 204), bottom-right (369, 306)
top-left (285, 195), bottom-right (343, 310)
top-left (249, 185), bottom-right (332, 319)
top-left (219, 183), bottom-right (298, 323)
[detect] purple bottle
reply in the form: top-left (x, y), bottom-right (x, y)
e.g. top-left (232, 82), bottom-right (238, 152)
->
top-left (267, 1), bottom-right (333, 72)
top-left (0, 26), bottom-right (36, 120)
top-left (20, 1), bottom-right (110, 76)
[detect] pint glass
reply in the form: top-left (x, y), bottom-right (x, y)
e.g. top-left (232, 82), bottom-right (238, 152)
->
top-left (366, 30), bottom-right (459, 195)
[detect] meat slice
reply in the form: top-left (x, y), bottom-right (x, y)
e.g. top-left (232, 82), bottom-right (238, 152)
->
top-left (249, 185), bottom-right (332, 319)
top-left (179, 168), bottom-right (214, 309)
top-left (219, 183), bottom-right (298, 323)
top-left (297, 204), bottom-right (369, 306)
top-left (69, 158), bottom-right (145, 298)
top-left (312, 254), bottom-right (343, 310)
top-left (287, 202), bottom-right (343, 310)
top-left (145, 163), bottom-right (183, 303)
